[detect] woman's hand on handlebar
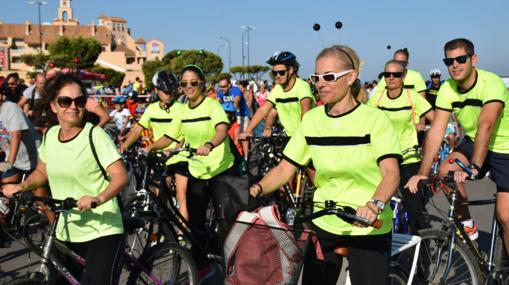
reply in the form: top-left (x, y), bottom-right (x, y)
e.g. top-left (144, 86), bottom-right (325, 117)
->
top-left (2, 184), bottom-right (24, 198)
top-left (77, 195), bottom-right (100, 211)
top-left (262, 128), bottom-right (272, 137)
top-left (354, 205), bottom-right (378, 228)
top-left (405, 175), bottom-right (428, 193)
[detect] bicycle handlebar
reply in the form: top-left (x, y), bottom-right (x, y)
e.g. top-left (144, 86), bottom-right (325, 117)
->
top-left (294, 200), bottom-right (383, 229)
top-left (14, 191), bottom-right (97, 211)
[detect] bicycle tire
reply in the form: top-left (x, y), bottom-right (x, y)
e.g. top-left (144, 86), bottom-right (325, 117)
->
top-left (397, 228), bottom-right (484, 284)
top-left (126, 241), bottom-right (197, 285)
top-left (388, 263), bottom-right (409, 285)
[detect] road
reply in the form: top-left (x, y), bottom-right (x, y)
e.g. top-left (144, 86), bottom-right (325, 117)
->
top-left (0, 177), bottom-right (499, 284)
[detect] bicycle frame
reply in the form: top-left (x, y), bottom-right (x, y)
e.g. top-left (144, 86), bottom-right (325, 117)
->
top-left (429, 175), bottom-right (502, 282)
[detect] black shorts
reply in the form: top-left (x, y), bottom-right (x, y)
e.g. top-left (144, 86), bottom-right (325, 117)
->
top-left (165, 161), bottom-right (189, 177)
top-left (455, 137), bottom-right (509, 191)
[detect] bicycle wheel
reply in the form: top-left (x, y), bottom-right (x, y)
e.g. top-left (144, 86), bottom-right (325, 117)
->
top-left (388, 263), bottom-right (409, 285)
top-left (397, 228), bottom-right (484, 284)
top-left (126, 241), bottom-right (197, 285)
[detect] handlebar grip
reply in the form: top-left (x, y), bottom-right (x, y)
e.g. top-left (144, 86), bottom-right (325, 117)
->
top-left (454, 158), bottom-right (476, 180)
top-left (371, 219), bottom-right (383, 229)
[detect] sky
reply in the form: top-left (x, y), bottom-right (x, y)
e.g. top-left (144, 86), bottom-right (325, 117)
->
top-left (2, 0), bottom-right (509, 82)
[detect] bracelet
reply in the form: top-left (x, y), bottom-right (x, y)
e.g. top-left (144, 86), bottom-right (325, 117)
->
top-left (204, 142), bottom-right (214, 150)
top-left (469, 162), bottom-right (481, 172)
top-left (254, 183), bottom-right (264, 196)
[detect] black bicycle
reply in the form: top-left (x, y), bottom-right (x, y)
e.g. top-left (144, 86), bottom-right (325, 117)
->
top-left (399, 160), bottom-right (509, 284)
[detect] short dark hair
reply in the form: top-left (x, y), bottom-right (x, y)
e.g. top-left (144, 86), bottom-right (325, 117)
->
top-left (444, 38), bottom-right (475, 57)
top-left (238, 80), bottom-right (249, 88)
top-left (218, 74), bottom-right (231, 84)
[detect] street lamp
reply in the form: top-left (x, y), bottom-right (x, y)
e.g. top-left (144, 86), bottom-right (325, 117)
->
top-left (241, 26), bottom-right (255, 67)
top-left (218, 36), bottom-right (231, 72)
top-left (29, 0), bottom-right (47, 51)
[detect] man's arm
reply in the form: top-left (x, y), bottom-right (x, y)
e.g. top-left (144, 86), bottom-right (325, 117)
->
top-left (119, 125), bottom-right (144, 153)
top-left (234, 95), bottom-right (240, 110)
top-left (471, 102), bottom-right (503, 167)
top-left (300, 98), bottom-right (313, 118)
top-left (240, 101), bottom-right (273, 137)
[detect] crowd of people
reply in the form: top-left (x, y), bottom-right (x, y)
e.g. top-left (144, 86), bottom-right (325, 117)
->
top-left (1, 36), bottom-right (508, 284)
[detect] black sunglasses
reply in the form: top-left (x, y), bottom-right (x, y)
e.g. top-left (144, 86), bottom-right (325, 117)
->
top-left (180, 80), bottom-right (199, 88)
top-left (443, 55), bottom-right (470, 67)
top-left (382, 71), bottom-right (404, 78)
top-left (56, 96), bottom-right (87, 108)
top-left (271, 69), bottom-right (288, 76)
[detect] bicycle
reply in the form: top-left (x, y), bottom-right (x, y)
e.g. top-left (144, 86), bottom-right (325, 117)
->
top-left (6, 192), bottom-right (197, 285)
top-left (401, 160), bottom-right (509, 284)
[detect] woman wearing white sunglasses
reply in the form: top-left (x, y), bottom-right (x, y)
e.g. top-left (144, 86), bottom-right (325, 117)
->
top-left (250, 45), bottom-right (401, 285)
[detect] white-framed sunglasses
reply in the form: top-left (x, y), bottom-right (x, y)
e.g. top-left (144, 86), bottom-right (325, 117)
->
top-left (309, 69), bottom-right (353, 84)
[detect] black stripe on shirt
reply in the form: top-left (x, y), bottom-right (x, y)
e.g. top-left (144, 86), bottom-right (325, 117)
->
top-left (451, 99), bottom-right (483, 108)
top-left (163, 134), bottom-right (180, 143)
top-left (378, 106), bottom-right (412, 112)
top-left (150, 118), bottom-right (173, 123)
top-left (305, 135), bottom-right (371, 146)
top-left (181, 116), bottom-right (211, 123)
top-left (275, 97), bottom-right (299, 103)
top-left (403, 84), bottom-right (415, 89)
top-left (484, 99), bottom-right (505, 107)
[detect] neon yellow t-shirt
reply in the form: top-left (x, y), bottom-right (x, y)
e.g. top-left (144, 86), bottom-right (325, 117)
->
top-left (376, 69), bottom-right (427, 94)
top-left (138, 101), bottom-right (185, 165)
top-left (283, 104), bottom-right (402, 236)
top-left (367, 88), bottom-right (432, 164)
top-left (266, 78), bottom-right (315, 136)
top-left (39, 123), bottom-right (123, 242)
top-left (165, 97), bottom-right (234, 179)
top-left (436, 69), bottom-right (509, 153)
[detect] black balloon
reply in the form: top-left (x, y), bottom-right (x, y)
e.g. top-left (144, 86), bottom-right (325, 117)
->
top-left (335, 21), bottom-right (343, 29)
top-left (387, 45), bottom-right (391, 50)
top-left (313, 23), bottom-right (320, 31)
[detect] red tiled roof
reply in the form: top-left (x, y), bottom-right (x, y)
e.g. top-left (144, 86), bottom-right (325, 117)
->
top-left (0, 24), bottom-right (112, 45)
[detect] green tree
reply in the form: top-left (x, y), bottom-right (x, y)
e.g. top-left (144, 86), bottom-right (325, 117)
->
top-left (229, 65), bottom-right (246, 80)
top-left (246, 65), bottom-right (270, 82)
top-left (164, 49), bottom-right (223, 82)
top-left (89, 66), bottom-right (125, 89)
top-left (47, 37), bottom-right (102, 69)
top-left (20, 52), bottom-right (49, 70)
top-left (141, 60), bottom-right (170, 89)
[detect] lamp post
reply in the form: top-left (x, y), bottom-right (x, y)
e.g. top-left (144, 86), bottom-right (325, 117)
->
top-left (219, 36), bottom-right (231, 72)
top-left (241, 26), bottom-right (255, 67)
top-left (29, 1), bottom-right (47, 51)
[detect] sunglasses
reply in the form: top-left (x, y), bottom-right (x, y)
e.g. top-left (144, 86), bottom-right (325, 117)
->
top-left (443, 55), bottom-right (470, 67)
top-left (309, 69), bottom-right (353, 84)
top-left (271, 70), bottom-right (288, 77)
top-left (56, 96), bottom-right (87, 108)
top-left (219, 84), bottom-right (229, 88)
top-left (8, 82), bottom-right (17, 86)
top-left (382, 71), bottom-right (405, 78)
top-left (180, 80), bottom-right (199, 88)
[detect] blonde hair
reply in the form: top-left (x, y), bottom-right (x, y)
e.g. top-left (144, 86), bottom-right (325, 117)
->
top-left (316, 45), bottom-right (368, 103)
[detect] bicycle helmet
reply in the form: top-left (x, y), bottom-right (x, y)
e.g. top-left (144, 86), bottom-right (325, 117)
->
top-left (429, 69), bottom-right (441, 77)
top-left (266, 51), bottom-right (297, 66)
top-left (152, 71), bottom-right (179, 95)
top-left (112, 95), bottom-right (127, 104)
top-left (135, 103), bottom-right (147, 114)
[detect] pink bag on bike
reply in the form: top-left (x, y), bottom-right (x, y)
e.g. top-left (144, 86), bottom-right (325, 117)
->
top-left (224, 205), bottom-right (322, 285)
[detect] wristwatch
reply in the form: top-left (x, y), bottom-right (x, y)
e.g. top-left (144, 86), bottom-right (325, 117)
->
top-left (367, 199), bottom-right (385, 214)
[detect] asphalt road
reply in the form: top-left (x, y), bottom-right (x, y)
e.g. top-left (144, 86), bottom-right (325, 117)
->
top-left (0, 177), bottom-right (499, 284)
